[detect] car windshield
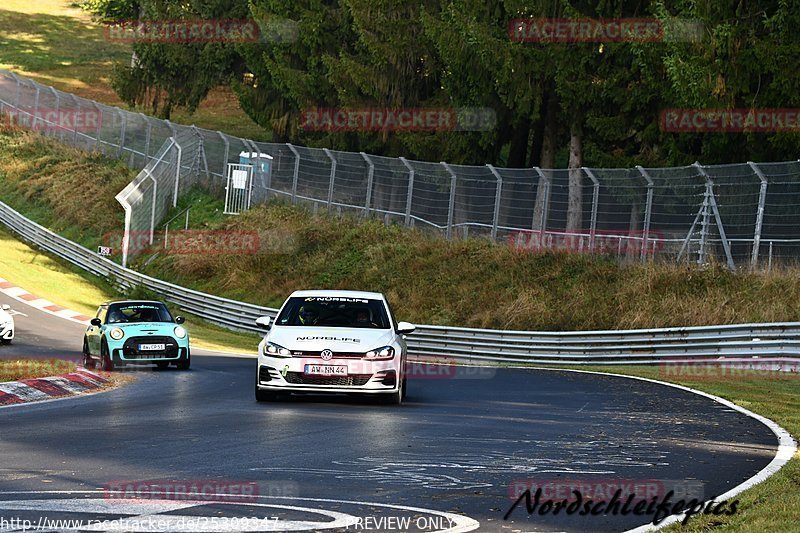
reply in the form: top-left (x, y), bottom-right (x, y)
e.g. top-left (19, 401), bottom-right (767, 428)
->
top-left (275, 296), bottom-right (390, 329)
top-left (106, 303), bottom-right (174, 324)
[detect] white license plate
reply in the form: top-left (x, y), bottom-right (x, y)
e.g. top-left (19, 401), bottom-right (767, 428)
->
top-left (304, 365), bottom-right (348, 376)
top-left (139, 343), bottom-right (166, 351)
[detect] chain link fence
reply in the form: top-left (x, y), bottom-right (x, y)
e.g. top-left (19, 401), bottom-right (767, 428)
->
top-left (2, 69), bottom-right (799, 269)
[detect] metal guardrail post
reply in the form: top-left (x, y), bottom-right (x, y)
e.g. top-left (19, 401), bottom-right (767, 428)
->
top-left (442, 162), bottom-right (457, 240)
top-left (636, 166), bottom-right (655, 262)
top-left (748, 161), bottom-right (768, 269)
top-left (361, 152), bottom-right (374, 217)
top-left (486, 164), bottom-right (503, 241)
top-left (582, 167), bottom-right (600, 252)
top-left (323, 148), bottom-right (336, 213)
top-left (400, 157), bottom-right (414, 226)
top-left (287, 144), bottom-right (301, 204)
top-left (533, 167), bottom-right (551, 232)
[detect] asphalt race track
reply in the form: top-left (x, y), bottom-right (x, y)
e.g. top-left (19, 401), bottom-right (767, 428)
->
top-left (0, 290), bottom-right (780, 532)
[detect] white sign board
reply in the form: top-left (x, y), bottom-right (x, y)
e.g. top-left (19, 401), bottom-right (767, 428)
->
top-left (232, 169), bottom-right (249, 190)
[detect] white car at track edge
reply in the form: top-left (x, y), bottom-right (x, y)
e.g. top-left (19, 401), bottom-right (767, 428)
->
top-left (0, 304), bottom-right (15, 345)
top-left (255, 290), bottom-right (415, 404)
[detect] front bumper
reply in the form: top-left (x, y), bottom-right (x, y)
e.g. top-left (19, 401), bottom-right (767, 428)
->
top-left (110, 335), bottom-right (189, 363)
top-left (0, 324), bottom-right (13, 340)
top-left (256, 356), bottom-right (401, 394)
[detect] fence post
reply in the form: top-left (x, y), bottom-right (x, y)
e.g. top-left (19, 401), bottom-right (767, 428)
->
top-left (92, 102), bottom-right (102, 149)
top-left (748, 161), bottom-right (768, 269)
top-left (143, 169), bottom-right (158, 245)
top-left (218, 132), bottom-right (229, 181)
top-left (582, 167), bottom-right (600, 252)
top-left (533, 167), bottom-right (551, 232)
top-left (636, 165), bottom-right (655, 263)
top-left (323, 148), bottom-right (336, 213)
top-left (49, 87), bottom-right (60, 140)
top-left (141, 113), bottom-right (151, 162)
top-left (400, 157), bottom-right (414, 227)
top-left (164, 119), bottom-right (177, 138)
top-left (361, 152), bottom-right (374, 217)
top-left (442, 162), bottom-right (457, 240)
top-left (287, 144), bottom-right (301, 204)
top-left (116, 110), bottom-right (126, 158)
top-left (172, 137), bottom-right (182, 207)
top-left (486, 164), bottom-right (503, 241)
top-left (70, 94), bottom-right (80, 145)
top-left (694, 162), bottom-right (735, 269)
top-left (32, 85), bottom-right (40, 128)
top-left (12, 73), bottom-right (21, 108)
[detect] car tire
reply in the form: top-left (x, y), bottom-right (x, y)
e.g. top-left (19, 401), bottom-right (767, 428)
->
top-left (401, 375), bottom-right (407, 401)
top-left (82, 339), bottom-right (96, 369)
top-left (0, 338), bottom-right (11, 345)
top-left (176, 349), bottom-right (190, 370)
top-left (383, 376), bottom-right (404, 405)
top-left (100, 341), bottom-right (114, 371)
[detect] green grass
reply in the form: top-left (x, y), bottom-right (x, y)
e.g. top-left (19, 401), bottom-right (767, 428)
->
top-left (0, 0), bottom-right (269, 140)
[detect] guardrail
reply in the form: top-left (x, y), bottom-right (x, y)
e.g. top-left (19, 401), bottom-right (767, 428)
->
top-left (2, 199), bottom-right (800, 365)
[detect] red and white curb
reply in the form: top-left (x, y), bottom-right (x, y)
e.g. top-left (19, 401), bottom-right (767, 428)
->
top-left (0, 277), bottom-right (92, 325)
top-left (0, 369), bottom-right (109, 406)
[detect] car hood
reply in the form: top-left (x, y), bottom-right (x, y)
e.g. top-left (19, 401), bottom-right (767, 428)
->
top-left (267, 327), bottom-right (395, 352)
top-left (107, 322), bottom-right (177, 333)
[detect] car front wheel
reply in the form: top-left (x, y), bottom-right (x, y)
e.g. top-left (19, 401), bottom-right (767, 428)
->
top-left (176, 349), bottom-right (190, 370)
top-left (82, 339), bottom-right (96, 369)
top-left (100, 341), bottom-right (114, 371)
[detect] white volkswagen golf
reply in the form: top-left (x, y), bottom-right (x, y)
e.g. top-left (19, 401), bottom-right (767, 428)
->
top-left (255, 290), bottom-right (415, 404)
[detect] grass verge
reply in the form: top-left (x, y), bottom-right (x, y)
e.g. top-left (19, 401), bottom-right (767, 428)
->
top-left (0, 358), bottom-right (75, 381)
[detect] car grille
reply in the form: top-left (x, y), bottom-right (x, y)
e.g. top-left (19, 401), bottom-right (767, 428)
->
top-left (380, 370), bottom-right (397, 386)
top-left (122, 336), bottom-right (178, 359)
top-left (259, 366), bottom-right (273, 383)
top-left (284, 372), bottom-right (373, 387)
top-left (291, 351), bottom-right (364, 359)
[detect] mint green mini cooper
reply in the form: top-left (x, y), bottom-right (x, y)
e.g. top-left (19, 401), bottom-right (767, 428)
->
top-left (83, 300), bottom-right (190, 371)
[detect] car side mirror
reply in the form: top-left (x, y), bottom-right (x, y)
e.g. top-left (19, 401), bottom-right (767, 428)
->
top-left (1, 304), bottom-right (10, 311)
top-left (255, 316), bottom-right (272, 329)
top-left (175, 316), bottom-right (185, 324)
top-left (90, 318), bottom-right (102, 327)
top-left (397, 321), bottom-right (416, 335)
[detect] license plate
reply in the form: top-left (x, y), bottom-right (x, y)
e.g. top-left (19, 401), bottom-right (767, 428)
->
top-left (304, 365), bottom-right (347, 376)
top-left (139, 343), bottom-right (166, 351)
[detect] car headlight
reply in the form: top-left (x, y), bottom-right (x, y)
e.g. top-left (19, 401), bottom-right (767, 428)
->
top-left (364, 346), bottom-right (395, 360)
top-left (174, 326), bottom-right (187, 339)
top-left (264, 342), bottom-right (291, 357)
top-left (109, 327), bottom-right (125, 340)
